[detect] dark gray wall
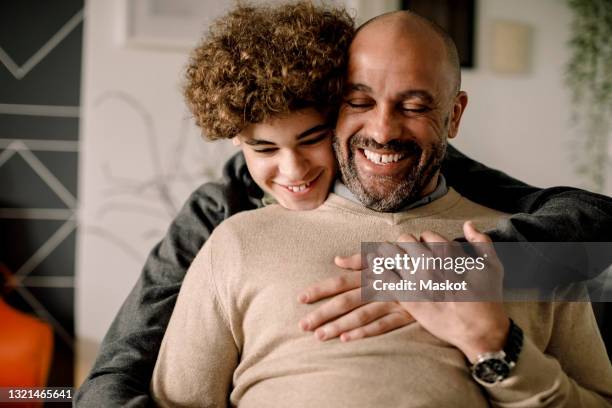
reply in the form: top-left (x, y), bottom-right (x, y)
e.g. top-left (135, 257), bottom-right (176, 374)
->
top-left (0, 0), bottom-right (83, 394)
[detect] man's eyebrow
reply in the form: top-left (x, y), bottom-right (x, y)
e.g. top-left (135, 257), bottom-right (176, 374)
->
top-left (243, 123), bottom-right (330, 146)
top-left (345, 83), bottom-right (372, 93)
top-left (345, 85), bottom-right (434, 104)
top-left (397, 90), bottom-right (434, 104)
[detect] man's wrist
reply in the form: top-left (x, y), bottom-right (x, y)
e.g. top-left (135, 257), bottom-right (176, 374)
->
top-left (462, 317), bottom-right (511, 364)
top-left (469, 319), bottom-right (524, 385)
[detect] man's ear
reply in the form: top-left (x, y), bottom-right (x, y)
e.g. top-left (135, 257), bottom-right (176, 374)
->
top-left (448, 91), bottom-right (468, 139)
top-left (232, 137), bottom-right (241, 146)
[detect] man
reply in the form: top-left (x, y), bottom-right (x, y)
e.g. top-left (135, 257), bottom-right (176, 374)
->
top-left (77, 7), bottom-right (612, 407)
top-left (150, 10), bottom-right (611, 407)
top-left (328, 13), bottom-right (612, 403)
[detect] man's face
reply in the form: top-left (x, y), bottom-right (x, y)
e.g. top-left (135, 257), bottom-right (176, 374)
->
top-left (236, 108), bottom-right (336, 210)
top-left (334, 25), bottom-right (467, 212)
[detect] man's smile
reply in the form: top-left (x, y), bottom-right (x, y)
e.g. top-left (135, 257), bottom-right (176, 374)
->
top-left (355, 147), bottom-right (418, 178)
top-left (363, 149), bottom-right (405, 164)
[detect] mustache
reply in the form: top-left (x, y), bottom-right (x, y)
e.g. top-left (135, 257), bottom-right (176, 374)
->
top-left (348, 134), bottom-right (421, 155)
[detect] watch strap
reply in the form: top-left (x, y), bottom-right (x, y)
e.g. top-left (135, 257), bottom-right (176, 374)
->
top-left (503, 318), bottom-right (524, 365)
top-left (470, 319), bottom-right (524, 384)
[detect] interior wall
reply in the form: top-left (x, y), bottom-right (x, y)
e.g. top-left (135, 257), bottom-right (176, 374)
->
top-left (76, 0), bottom-right (241, 382)
top-left (456, 0), bottom-right (611, 194)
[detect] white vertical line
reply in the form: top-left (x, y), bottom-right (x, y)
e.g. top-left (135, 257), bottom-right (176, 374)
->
top-left (16, 143), bottom-right (78, 208)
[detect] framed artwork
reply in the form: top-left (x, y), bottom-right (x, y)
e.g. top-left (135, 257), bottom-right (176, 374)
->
top-left (123, 0), bottom-right (229, 50)
top-left (401, 0), bottom-right (476, 68)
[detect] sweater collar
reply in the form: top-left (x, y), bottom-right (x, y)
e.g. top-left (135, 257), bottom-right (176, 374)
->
top-left (262, 174), bottom-right (449, 210)
top-left (332, 174), bottom-right (448, 211)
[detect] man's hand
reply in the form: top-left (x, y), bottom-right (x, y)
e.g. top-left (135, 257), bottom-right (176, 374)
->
top-left (297, 253), bottom-right (414, 342)
top-left (397, 221), bottom-right (510, 363)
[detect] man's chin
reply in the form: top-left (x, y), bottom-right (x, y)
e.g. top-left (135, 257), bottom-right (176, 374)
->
top-left (360, 178), bottom-right (396, 199)
top-left (349, 174), bottom-right (417, 212)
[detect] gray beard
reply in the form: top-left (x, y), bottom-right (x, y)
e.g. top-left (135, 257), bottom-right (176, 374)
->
top-left (333, 135), bottom-right (446, 212)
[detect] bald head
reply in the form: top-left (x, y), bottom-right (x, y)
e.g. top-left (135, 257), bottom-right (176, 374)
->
top-left (354, 11), bottom-right (461, 95)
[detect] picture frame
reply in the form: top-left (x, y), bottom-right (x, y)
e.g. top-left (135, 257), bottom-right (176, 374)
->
top-left (122, 0), bottom-right (228, 50)
top-left (401, 0), bottom-right (476, 68)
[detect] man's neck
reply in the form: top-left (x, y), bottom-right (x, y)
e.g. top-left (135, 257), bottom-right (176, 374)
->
top-left (333, 174), bottom-right (448, 212)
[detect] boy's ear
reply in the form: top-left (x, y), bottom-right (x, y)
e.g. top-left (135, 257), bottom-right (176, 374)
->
top-left (232, 137), bottom-right (241, 146)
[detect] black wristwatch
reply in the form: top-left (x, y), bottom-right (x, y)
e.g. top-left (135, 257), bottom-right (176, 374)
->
top-left (471, 319), bottom-right (524, 385)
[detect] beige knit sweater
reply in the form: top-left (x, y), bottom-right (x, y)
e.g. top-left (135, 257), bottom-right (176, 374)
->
top-left (152, 190), bottom-right (612, 407)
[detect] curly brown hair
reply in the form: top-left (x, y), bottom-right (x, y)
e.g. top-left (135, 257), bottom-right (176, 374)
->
top-left (184, 1), bottom-right (355, 140)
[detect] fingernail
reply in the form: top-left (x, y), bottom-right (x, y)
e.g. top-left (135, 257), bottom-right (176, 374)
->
top-left (340, 333), bottom-right (350, 342)
top-left (299, 320), bottom-right (309, 331)
top-left (298, 293), bottom-right (308, 303)
top-left (315, 328), bottom-right (326, 340)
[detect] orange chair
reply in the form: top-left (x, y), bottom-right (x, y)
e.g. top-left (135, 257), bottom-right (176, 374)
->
top-left (0, 266), bottom-right (53, 408)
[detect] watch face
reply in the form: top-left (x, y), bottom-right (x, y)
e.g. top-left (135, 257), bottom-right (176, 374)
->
top-left (473, 359), bottom-right (510, 384)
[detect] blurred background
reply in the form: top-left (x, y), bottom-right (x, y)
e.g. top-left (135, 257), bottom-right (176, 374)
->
top-left (0, 0), bottom-right (610, 394)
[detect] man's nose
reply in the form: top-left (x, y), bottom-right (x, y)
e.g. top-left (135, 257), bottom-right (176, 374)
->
top-left (279, 150), bottom-right (309, 181)
top-left (367, 105), bottom-right (402, 144)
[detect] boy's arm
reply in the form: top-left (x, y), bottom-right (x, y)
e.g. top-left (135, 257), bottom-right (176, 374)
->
top-left (442, 143), bottom-right (541, 213)
top-left (445, 144), bottom-right (612, 277)
top-left (75, 153), bottom-right (261, 407)
top-left (151, 241), bottom-right (238, 407)
top-left (444, 144), bottom-right (612, 242)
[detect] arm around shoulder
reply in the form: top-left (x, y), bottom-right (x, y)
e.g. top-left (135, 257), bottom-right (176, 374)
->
top-left (151, 241), bottom-right (239, 407)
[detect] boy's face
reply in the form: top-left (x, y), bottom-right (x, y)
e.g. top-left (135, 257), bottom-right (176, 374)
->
top-left (236, 108), bottom-right (336, 210)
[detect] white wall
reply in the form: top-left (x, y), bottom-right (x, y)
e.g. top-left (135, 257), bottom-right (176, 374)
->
top-left (76, 0), bottom-right (611, 384)
top-left (76, 0), bottom-right (237, 381)
top-left (456, 0), bottom-right (611, 193)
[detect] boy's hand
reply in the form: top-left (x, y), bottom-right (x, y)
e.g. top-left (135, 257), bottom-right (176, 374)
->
top-left (297, 253), bottom-right (414, 342)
